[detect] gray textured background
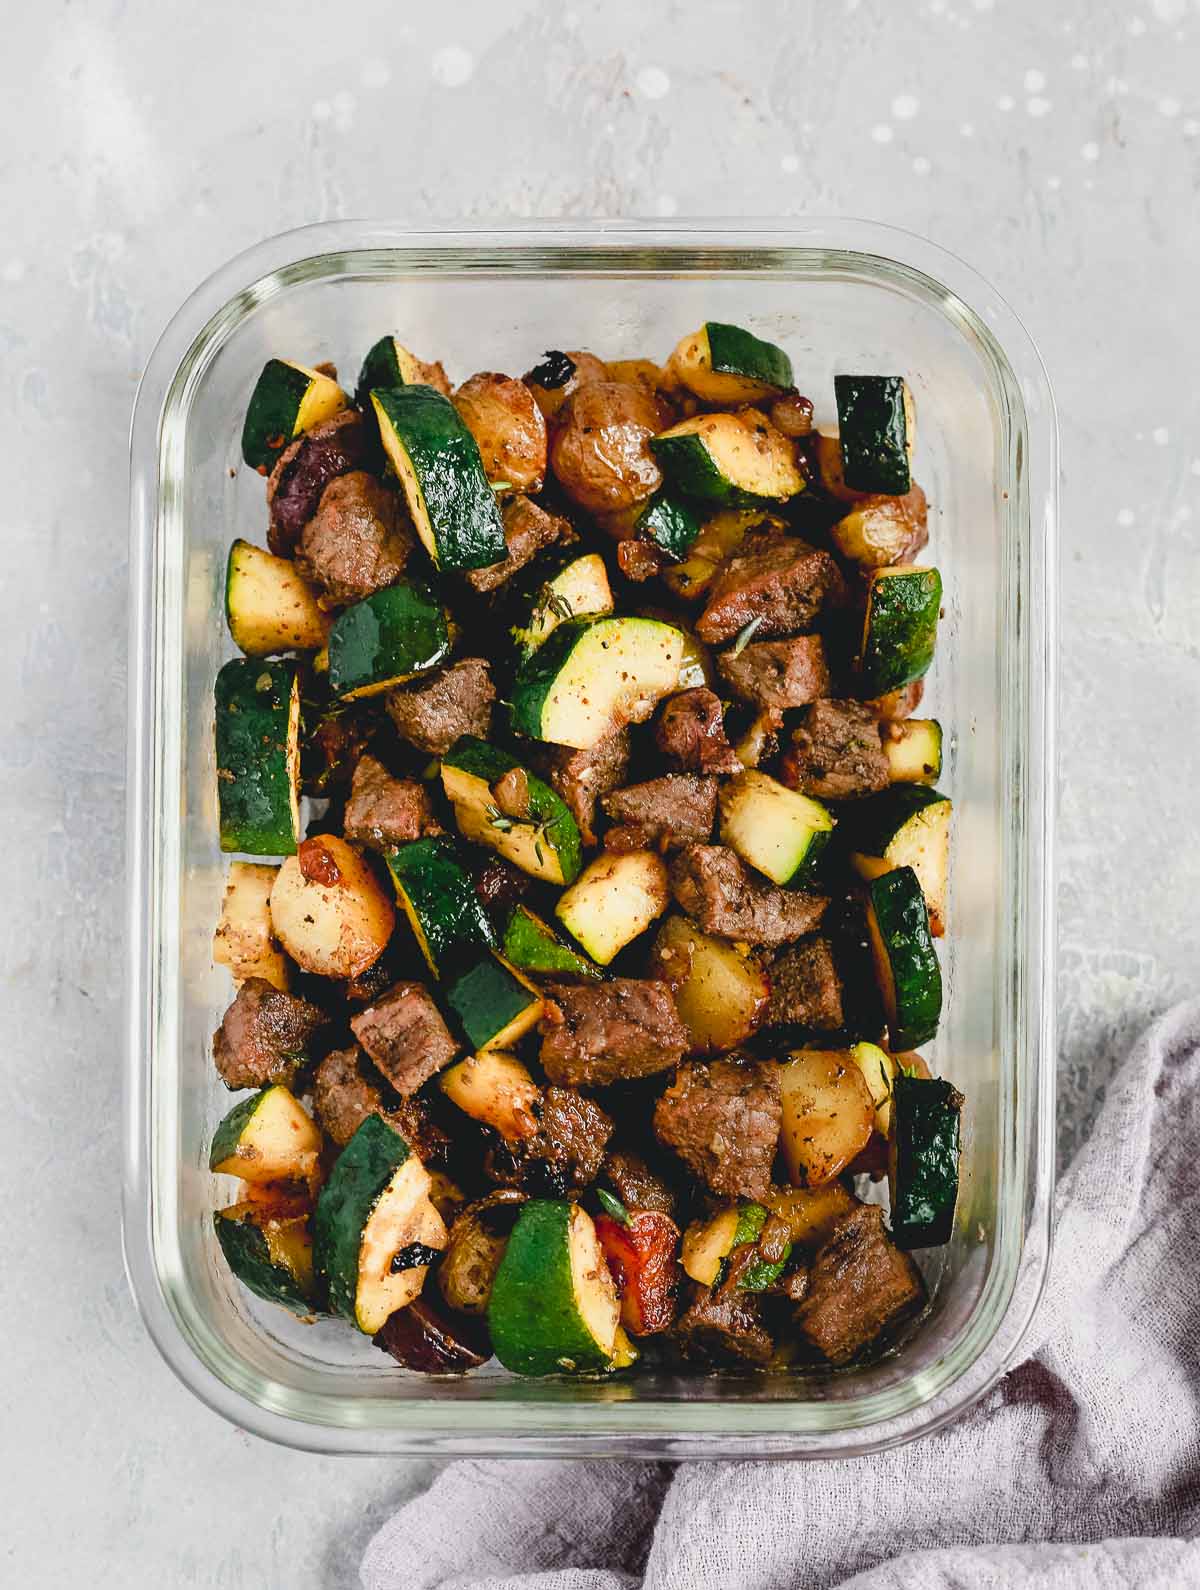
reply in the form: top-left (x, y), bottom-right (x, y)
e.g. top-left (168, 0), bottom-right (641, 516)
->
top-left (3, 0), bottom-right (1198, 1583)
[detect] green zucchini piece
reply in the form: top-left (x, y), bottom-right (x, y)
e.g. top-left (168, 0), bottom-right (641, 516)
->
top-left (224, 539), bottom-right (328, 656)
top-left (502, 549), bottom-right (615, 659)
top-left (501, 905), bottom-right (603, 981)
top-left (632, 491), bottom-right (702, 561)
top-left (863, 866), bottom-right (942, 1050)
top-left (510, 615), bottom-right (684, 749)
top-left (241, 358), bottom-right (348, 473)
top-left (669, 322), bottom-right (793, 404)
top-left (385, 837), bottom-right (497, 977)
top-left (440, 737), bottom-right (583, 886)
top-left (834, 374), bottom-right (914, 495)
top-left (313, 1114), bottom-right (447, 1333)
top-left (209, 1085), bottom-right (323, 1184)
top-left (487, 1200), bottom-right (621, 1375)
top-left (859, 565), bottom-right (942, 694)
top-left (850, 786), bottom-right (952, 936)
top-left (355, 335), bottom-right (440, 407)
top-left (326, 580), bottom-right (451, 700)
top-left (555, 850), bottom-right (669, 967)
top-left (889, 1074), bottom-right (963, 1249)
top-left (650, 410), bottom-right (805, 505)
top-left (214, 657), bottom-right (301, 856)
top-left (370, 385), bottom-right (506, 571)
top-left (679, 1201), bottom-right (788, 1290)
top-left (214, 1202), bottom-right (319, 1315)
top-left (717, 770), bottom-right (834, 886)
top-left (884, 718), bottom-right (943, 784)
top-left (442, 953), bottom-right (544, 1053)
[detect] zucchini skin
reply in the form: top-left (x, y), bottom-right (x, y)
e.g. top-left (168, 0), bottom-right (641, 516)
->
top-left (208, 1092), bottom-right (261, 1171)
top-left (860, 567), bottom-right (942, 694)
top-left (706, 321), bottom-right (793, 389)
top-left (508, 618), bottom-right (589, 741)
top-left (443, 954), bottom-right (541, 1052)
top-left (890, 1074), bottom-right (962, 1248)
top-left (214, 657), bottom-right (299, 855)
top-left (241, 359), bottom-right (310, 471)
top-left (866, 865), bottom-right (942, 1049)
top-left (835, 375), bottom-right (911, 495)
top-left (650, 429), bottom-right (770, 508)
top-left (213, 1211), bottom-right (317, 1315)
top-left (313, 1115), bottom-right (411, 1323)
top-left (850, 785), bottom-right (950, 855)
top-left (636, 491), bottom-right (702, 560)
top-left (501, 906), bottom-right (602, 981)
top-left (487, 1200), bottom-right (612, 1375)
top-left (442, 736), bottom-right (582, 885)
top-left (386, 838), bottom-right (498, 976)
top-left (326, 581), bottom-right (451, 698)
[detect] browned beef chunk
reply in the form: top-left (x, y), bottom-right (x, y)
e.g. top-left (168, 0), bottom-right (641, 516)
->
top-left (653, 688), bottom-right (743, 775)
top-left (670, 845), bottom-right (828, 946)
top-left (539, 980), bottom-right (690, 1086)
top-left (616, 538), bottom-right (669, 582)
top-left (762, 936), bottom-right (845, 1034)
top-left (779, 698), bottom-right (889, 800)
top-left (312, 1045), bottom-right (384, 1145)
top-left (490, 1087), bottom-right (614, 1195)
top-left (601, 774), bottom-right (717, 850)
top-left (211, 978), bottom-right (326, 1091)
top-left (295, 472), bottom-right (413, 604)
top-left (653, 1056), bottom-right (782, 1200)
top-left (675, 1282), bottom-right (773, 1366)
top-left (602, 824), bottom-right (658, 853)
top-left (303, 709), bottom-right (371, 798)
top-left (343, 755), bottom-right (441, 850)
top-left (386, 658), bottom-right (495, 756)
top-left (716, 634), bottom-right (830, 712)
top-left (266, 409), bottom-right (374, 556)
top-left (795, 1203), bottom-right (925, 1365)
top-left (601, 1146), bottom-right (679, 1218)
top-left (695, 533), bottom-right (843, 645)
top-left (532, 728), bottom-right (630, 846)
top-left (463, 495), bottom-right (575, 594)
top-left (350, 981), bottom-right (460, 1096)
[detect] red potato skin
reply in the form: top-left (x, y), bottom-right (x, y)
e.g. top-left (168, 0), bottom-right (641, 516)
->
top-left (595, 1211), bottom-right (681, 1335)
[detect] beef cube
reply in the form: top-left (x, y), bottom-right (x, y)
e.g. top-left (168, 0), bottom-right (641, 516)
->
top-left (532, 728), bottom-right (630, 846)
top-left (463, 495), bottom-right (575, 593)
top-left (490, 1087), bottom-right (614, 1196)
top-left (386, 658), bottom-right (495, 756)
top-left (266, 409), bottom-right (375, 556)
top-left (616, 538), bottom-right (669, 582)
top-left (295, 472), bottom-right (413, 603)
top-left (653, 1056), bottom-right (782, 1200)
top-left (716, 634), bottom-right (830, 712)
top-left (601, 774), bottom-right (717, 850)
top-left (601, 1146), bottom-right (679, 1218)
top-left (539, 979), bottom-right (690, 1086)
top-left (350, 981), bottom-right (460, 1096)
top-left (312, 1045), bottom-right (384, 1146)
top-left (675, 1282), bottom-right (773, 1366)
top-left (779, 698), bottom-right (890, 800)
top-left (211, 978), bottom-right (326, 1091)
top-left (343, 755), bottom-right (441, 851)
top-left (654, 688), bottom-right (743, 776)
top-left (669, 845), bottom-right (828, 946)
top-left (762, 936), bottom-right (845, 1033)
top-left (795, 1203), bottom-right (925, 1364)
top-left (695, 533), bottom-right (843, 645)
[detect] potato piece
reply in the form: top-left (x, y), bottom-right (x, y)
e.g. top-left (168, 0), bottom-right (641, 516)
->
top-left (268, 836), bottom-right (394, 978)
top-left (550, 381), bottom-right (667, 515)
top-left (814, 431), bottom-right (870, 505)
top-left (452, 372), bottom-right (547, 493)
top-left (762, 1182), bottom-right (858, 1249)
top-left (650, 914), bottom-right (768, 1054)
top-left (440, 1050), bottom-right (542, 1142)
top-left (607, 358), bottom-right (665, 398)
top-left (778, 1049), bottom-right (875, 1187)
top-left (438, 1192), bottom-right (526, 1315)
top-left (524, 349), bottom-right (609, 424)
top-left (849, 1042), bottom-right (898, 1136)
top-left (212, 862), bottom-right (289, 989)
top-left (830, 485), bottom-right (928, 570)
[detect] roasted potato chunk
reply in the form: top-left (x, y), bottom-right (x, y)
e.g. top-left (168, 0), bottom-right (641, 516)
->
top-left (550, 381), bottom-right (668, 515)
top-left (453, 372), bottom-right (547, 493)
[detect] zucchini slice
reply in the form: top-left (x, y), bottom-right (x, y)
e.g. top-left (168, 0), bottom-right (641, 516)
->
top-left (717, 770), bottom-right (834, 886)
top-left (440, 1049), bottom-right (543, 1141)
top-left (443, 953), bottom-right (545, 1053)
top-left (500, 904), bottom-right (603, 982)
top-left (386, 838), bottom-right (497, 977)
top-left (212, 862), bottom-right (289, 990)
top-left (214, 657), bottom-right (300, 856)
top-left (214, 1201), bottom-right (319, 1315)
top-left (506, 551), bottom-right (614, 658)
top-left (630, 490), bottom-right (702, 561)
top-left (224, 539), bottom-right (329, 656)
top-left (650, 410), bottom-right (805, 505)
top-left (209, 1085), bottom-right (323, 1186)
top-left (662, 508), bottom-right (774, 604)
top-left (850, 786), bottom-right (952, 936)
top-left (859, 565), bottom-right (942, 695)
top-left (326, 581), bottom-right (451, 700)
top-left (848, 1041), bottom-right (898, 1137)
top-left (884, 718), bottom-right (943, 785)
top-left (370, 385), bottom-right (506, 571)
top-left (510, 615), bottom-right (684, 750)
top-left (313, 1114), bottom-right (447, 1334)
top-left (487, 1200), bottom-right (621, 1375)
top-left (863, 866), bottom-right (942, 1050)
top-left (241, 358), bottom-right (349, 473)
top-left (889, 1073), bottom-right (963, 1249)
top-left (555, 849), bottom-right (669, 966)
top-left (834, 374), bottom-right (915, 495)
top-left (669, 321), bottom-right (794, 404)
top-left (440, 737), bottom-right (582, 886)
top-left (356, 335), bottom-right (444, 406)
top-left (681, 1201), bottom-right (768, 1286)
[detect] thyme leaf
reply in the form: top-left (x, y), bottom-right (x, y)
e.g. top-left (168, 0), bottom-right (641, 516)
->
top-left (729, 615), bottom-right (765, 657)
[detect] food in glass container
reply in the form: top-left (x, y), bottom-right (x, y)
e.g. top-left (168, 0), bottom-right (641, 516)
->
top-left (207, 323), bottom-right (960, 1377)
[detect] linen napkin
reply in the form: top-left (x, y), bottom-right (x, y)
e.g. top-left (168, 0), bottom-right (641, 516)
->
top-left (362, 1000), bottom-right (1200, 1590)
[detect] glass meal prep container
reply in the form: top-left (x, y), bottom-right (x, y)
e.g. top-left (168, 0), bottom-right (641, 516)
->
top-left (123, 219), bottom-right (1057, 1458)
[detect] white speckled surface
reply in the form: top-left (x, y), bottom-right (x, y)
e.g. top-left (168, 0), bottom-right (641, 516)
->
top-left (3, 0), bottom-right (1198, 1582)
